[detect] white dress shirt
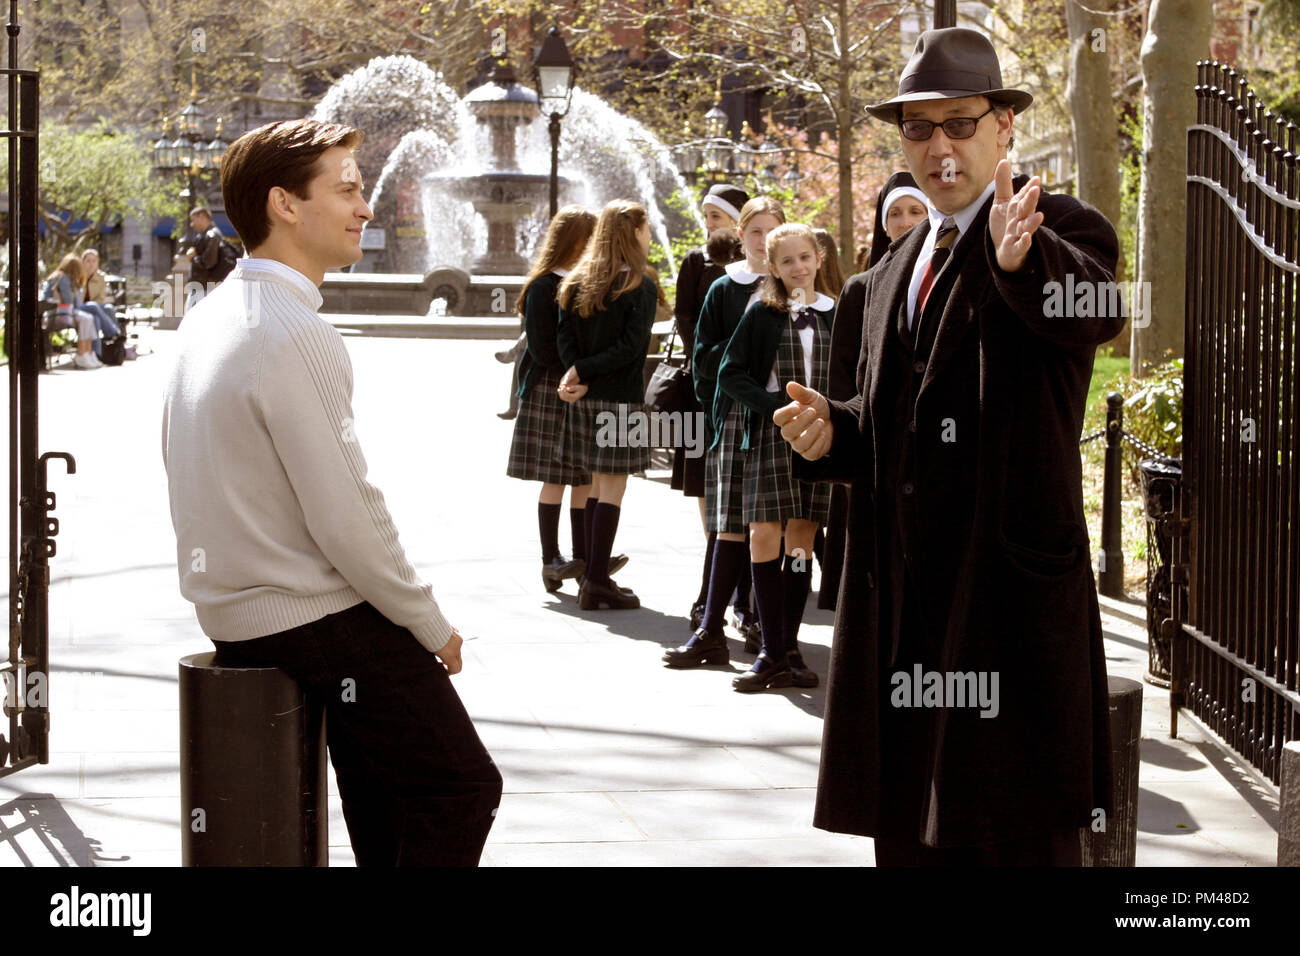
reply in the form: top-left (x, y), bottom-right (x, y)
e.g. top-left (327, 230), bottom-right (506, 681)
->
top-left (906, 178), bottom-right (997, 330)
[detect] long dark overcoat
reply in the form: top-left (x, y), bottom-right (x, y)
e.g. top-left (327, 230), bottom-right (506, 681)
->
top-left (796, 177), bottom-right (1123, 846)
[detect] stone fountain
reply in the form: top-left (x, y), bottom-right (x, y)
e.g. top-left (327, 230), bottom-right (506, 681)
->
top-left (315, 54), bottom-right (692, 327)
top-left (446, 63), bottom-right (565, 275)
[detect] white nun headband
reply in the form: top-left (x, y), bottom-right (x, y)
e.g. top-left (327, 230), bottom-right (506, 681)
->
top-left (880, 185), bottom-right (931, 219)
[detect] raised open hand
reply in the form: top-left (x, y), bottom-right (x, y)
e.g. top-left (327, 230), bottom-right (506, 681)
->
top-left (988, 159), bottom-right (1043, 273)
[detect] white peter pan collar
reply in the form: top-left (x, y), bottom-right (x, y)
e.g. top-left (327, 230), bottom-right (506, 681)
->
top-left (790, 292), bottom-right (835, 313)
top-left (725, 259), bottom-right (764, 284)
top-left (552, 268), bottom-right (570, 277)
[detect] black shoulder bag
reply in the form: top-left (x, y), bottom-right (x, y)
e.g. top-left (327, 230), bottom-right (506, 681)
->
top-left (644, 320), bottom-right (693, 415)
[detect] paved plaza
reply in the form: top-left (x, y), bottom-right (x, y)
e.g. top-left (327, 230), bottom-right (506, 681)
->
top-left (0, 326), bottom-right (1280, 866)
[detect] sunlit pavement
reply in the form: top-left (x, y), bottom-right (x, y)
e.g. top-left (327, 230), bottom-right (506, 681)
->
top-left (0, 327), bottom-right (1277, 867)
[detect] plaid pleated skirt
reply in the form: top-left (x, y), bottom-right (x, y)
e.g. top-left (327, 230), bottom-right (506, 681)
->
top-left (742, 321), bottom-right (832, 525)
top-left (557, 397), bottom-right (652, 476)
top-left (706, 403), bottom-right (749, 535)
top-left (506, 369), bottom-right (592, 486)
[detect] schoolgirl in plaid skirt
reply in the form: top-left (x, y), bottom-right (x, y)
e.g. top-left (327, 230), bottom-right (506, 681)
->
top-left (506, 206), bottom-right (597, 595)
top-left (718, 223), bottom-right (837, 693)
top-left (556, 200), bottom-right (664, 611)
top-left (664, 196), bottom-right (787, 670)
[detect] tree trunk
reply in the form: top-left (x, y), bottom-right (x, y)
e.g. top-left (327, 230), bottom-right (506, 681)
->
top-left (1132, 0), bottom-right (1213, 375)
top-left (1066, 0), bottom-right (1128, 356)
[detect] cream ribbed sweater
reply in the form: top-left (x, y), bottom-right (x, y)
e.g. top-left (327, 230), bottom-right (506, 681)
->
top-left (161, 258), bottom-right (452, 652)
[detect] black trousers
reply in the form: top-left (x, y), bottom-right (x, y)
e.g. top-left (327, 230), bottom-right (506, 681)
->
top-left (211, 601), bottom-right (502, 867)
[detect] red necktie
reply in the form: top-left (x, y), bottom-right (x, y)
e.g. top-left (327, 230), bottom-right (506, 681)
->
top-left (915, 218), bottom-right (959, 323)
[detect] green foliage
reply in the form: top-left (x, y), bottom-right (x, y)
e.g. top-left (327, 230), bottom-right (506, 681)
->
top-left (1253, 0), bottom-right (1300, 124)
top-left (1092, 355), bottom-right (1183, 480)
top-left (26, 120), bottom-right (179, 265)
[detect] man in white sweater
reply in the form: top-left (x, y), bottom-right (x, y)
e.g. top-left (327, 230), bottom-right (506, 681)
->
top-left (162, 118), bottom-right (501, 866)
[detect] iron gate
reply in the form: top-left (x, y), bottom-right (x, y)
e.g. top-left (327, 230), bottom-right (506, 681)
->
top-left (1176, 61), bottom-right (1299, 784)
top-left (1, 0), bottom-right (72, 779)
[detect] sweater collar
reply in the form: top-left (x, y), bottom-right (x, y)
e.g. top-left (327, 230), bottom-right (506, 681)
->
top-left (231, 258), bottom-right (323, 311)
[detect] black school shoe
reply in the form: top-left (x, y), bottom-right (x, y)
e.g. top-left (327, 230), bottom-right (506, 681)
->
top-left (542, 555), bottom-right (584, 593)
top-left (786, 649), bottom-right (819, 688)
top-left (663, 627), bottom-right (729, 668)
top-left (733, 608), bottom-right (762, 654)
top-left (732, 652), bottom-right (793, 693)
top-left (578, 578), bottom-right (640, 610)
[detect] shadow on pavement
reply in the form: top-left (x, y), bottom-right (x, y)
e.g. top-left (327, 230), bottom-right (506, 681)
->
top-left (0, 793), bottom-right (129, 866)
top-left (536, 597), bottom-right (828, 720)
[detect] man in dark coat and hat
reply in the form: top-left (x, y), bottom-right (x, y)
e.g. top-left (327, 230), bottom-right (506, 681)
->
top-left (776, 27), bottom-right (1123, 865)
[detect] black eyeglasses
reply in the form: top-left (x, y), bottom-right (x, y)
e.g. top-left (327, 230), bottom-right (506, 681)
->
top-left (898, 106), bottom-right (996, 142)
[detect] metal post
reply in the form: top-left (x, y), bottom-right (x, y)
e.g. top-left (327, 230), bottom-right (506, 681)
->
top-left (179, 652), bottom-right (328, 866)
top-left (1099, 391), bottom-right (1125, 596)
top-left (1082, 676), bottom-right (1143, 866)
top-left (548, 111), bottom-right (561, 220)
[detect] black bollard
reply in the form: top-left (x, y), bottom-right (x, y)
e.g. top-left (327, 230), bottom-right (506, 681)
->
top-left (179, 652), bottom-right (328, 866)
top-left (1098, 392), bottom-right (1125, 598)
top-left (1082, 676), bottom-right (1143, 866)
top-left (1280, 740), bottom-right (1300, 867)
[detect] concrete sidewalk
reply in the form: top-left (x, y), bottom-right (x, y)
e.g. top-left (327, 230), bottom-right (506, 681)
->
top-left (0, 330), bottom-right (1278, 866)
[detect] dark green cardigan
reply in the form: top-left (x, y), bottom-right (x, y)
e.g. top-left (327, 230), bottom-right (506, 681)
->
top-left (692, 273), bottom-right (763, 448)
top-left (516, 271), bottom-right (564, 397)
top-left (718, 299), bottom-right (836, 451)
top-left (556, 275), bottom-right (658, 403)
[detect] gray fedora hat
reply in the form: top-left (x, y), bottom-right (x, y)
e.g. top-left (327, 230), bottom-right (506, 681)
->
top-left (867, 28), bottom-right (1032, 123)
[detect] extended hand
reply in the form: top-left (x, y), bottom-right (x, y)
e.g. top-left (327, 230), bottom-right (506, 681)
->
top-left (988, 159), bottom-right (1043, 273)
top-left (774, 381), bottom-right (833, 461)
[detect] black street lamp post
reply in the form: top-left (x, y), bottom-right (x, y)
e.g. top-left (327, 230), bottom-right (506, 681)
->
top-left (153, 78), bottom-right (227, 218)
top-left (534, 27), bottom-right (575, 220)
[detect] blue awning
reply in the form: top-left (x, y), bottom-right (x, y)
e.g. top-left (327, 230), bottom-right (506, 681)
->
top-left (38, 212), bottom-right (122, 235)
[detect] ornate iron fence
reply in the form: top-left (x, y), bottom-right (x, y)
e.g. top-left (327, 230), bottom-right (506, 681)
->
top-left (1176, 61), bottom-right (1300, 784)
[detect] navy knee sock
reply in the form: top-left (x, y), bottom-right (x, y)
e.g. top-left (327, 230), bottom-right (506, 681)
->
top-left (587, 502), bottom-right (622, 586)
top-left (570, 506), bottom-right (587, 563)
top-left (702, 539), bottom-right (746, 633)
top-left (584, 496), bottom-right (599, 573)
top-left (538, 502), bottom-right (562, 563)
top-left (732, 555), bottom-right (753, 613)
top-left (695, 532), bottom-right (717, 607)
top-left (782, 552), bottom-right (812, 656)
top-left (749, 556), bottom-right (785, 661)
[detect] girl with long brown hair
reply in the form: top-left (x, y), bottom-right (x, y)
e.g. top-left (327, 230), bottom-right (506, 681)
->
top-left (555, 199), bottom-right (663, 610)
top-left (718, 222), bottom-right (835, 691)
top-left (507, 205), bottom-right (598, 594)
top-left (43, 253), bottom-right (100, 369)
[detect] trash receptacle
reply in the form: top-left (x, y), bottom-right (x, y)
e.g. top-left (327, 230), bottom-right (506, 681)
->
top-left (179, 652), bottom-right (328, 866)
top-left (1139, 458), bottom-right (1182, 686)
